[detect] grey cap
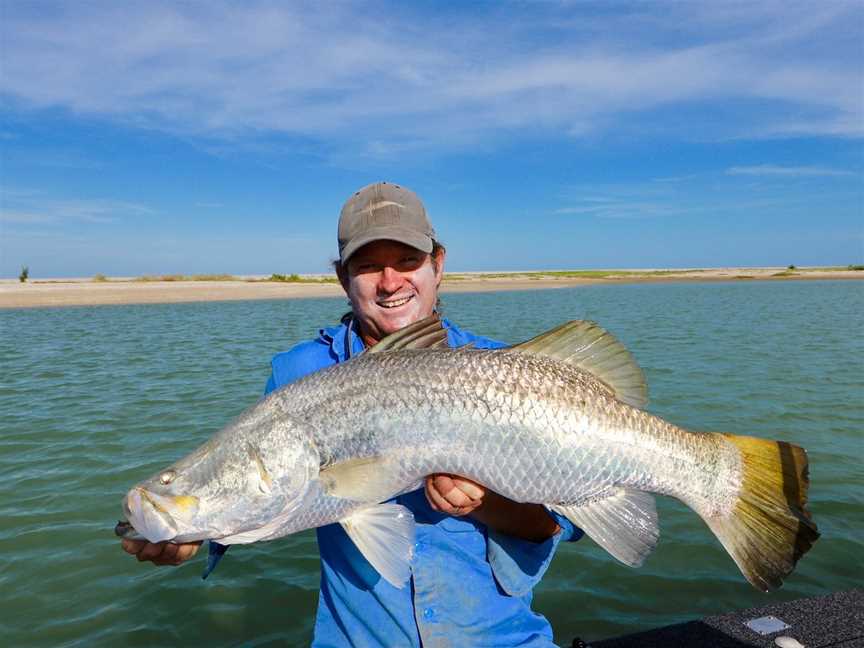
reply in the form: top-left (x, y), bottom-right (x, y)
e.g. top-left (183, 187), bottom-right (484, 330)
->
top-left (338, 181), bottom-right (436, 263)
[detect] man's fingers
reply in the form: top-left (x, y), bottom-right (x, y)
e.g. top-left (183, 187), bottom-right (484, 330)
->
top-left (425, 476), bottom-right (452, 512)
top-left (150, 541), bottom-right (202, 566)
top-left (149, 543), bottom-right (177, 565)
top-left (121, 538), bottom-right (147, 555)
top-left (425, 475), bottom-right (482, 516)
top-left (431, 474), bottom-right (484, 506)
top-left (122, 540), bottom-right (202, 566)
top-left (136, 541), bottom-right (168, 562)
top-left (174, 542), bottom-right (202, 563)
top-left (450, 477), bottom-right (484, 501)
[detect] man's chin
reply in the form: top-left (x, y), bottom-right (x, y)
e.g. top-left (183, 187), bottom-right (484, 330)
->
top-left (376, 305), bottom-right (427, 334)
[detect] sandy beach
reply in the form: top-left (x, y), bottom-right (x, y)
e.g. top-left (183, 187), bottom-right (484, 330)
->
top-left (1, 267), bottom-right (861, 309)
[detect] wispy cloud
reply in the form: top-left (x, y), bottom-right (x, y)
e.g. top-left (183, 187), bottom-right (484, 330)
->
top-left (0, 189), bottom-right (154, 224)
top-left (0, 1), bottom-right (860, 153)
top-left (553, 201), bottom-right (687, 219)
top-left (552, 169), bottom-right (846, 221)
top-left (726, 165), bottom-right (857, 177)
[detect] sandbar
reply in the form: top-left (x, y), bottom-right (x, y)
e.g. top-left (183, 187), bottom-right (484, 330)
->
top-left (1, 268), bottom-right (861, 309)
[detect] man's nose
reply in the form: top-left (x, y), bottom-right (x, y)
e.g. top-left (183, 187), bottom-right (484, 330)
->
top-left (379, 266), bottom-right (403, 293)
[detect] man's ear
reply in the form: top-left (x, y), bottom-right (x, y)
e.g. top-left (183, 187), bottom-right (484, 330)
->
top-left (335, 263), bottom-right (350, 292)
top-left (433, 247), bottom-right (446, 284)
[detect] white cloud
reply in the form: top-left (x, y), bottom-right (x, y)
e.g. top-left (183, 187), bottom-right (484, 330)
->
top-left (726, 165), bottom-right (857, 177)
top-left (0, 1), bottom-right (861, 151)
top-left (0, 189), bottom-right (154, 224)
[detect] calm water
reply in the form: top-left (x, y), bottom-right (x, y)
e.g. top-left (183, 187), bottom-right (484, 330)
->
top-left (1, 280), bottom-right (862, 646)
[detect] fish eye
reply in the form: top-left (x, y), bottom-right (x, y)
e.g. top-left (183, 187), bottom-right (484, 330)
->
top-left (159, 470), bottom-right (176, 485)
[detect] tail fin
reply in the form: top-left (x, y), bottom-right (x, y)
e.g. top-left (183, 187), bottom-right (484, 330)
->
top-left (706, 434), bottom-right (819, 591)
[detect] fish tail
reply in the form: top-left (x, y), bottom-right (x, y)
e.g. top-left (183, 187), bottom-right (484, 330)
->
top-left (705, 434), bottom-right (819, 591)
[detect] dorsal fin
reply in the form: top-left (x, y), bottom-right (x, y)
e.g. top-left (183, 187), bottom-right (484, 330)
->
top-left (365, 315), bottom-right (448, 354)
top-left (507, 320), bottom-right (648, 408)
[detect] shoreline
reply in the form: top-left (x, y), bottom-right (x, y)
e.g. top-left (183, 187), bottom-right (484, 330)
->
top-left (1, 268), bottom-right (861, 309)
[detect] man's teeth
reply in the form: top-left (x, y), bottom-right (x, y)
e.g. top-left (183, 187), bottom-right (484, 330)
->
top-left (379, 296), bottom-right (413, 308)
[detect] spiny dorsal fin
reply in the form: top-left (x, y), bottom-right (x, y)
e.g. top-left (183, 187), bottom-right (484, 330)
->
top-left (366, 314), bottom-right (448, 354)
top-left (508, 320), bottom-right (648, 408)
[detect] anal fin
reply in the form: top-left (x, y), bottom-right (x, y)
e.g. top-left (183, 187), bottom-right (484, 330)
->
top-left (551, 487), bottom-right (658, 567)
top-left (341, 503), bottom-right (416, 588)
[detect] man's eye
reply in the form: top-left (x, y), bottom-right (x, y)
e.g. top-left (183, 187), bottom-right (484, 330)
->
top-left (398, 256), bottom-right (423, 269)
top-left (355, 263), bottom-right (378, 273)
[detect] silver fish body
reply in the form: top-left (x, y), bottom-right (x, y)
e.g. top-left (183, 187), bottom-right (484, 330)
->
top-left (273, 348), bottom-right (737, 531)
top-left (122, 318), bottom-right (817, 591)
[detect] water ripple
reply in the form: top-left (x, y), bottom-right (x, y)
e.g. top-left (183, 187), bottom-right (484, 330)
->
top-left (0, 281), bottom-right (861, 646)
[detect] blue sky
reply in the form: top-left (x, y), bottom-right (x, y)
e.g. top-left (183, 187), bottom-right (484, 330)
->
top-left (1, 1), bottom-right (862, 277)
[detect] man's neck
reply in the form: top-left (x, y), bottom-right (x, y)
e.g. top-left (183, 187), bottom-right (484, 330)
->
top-left (350, 319), bottom-right (380, 349)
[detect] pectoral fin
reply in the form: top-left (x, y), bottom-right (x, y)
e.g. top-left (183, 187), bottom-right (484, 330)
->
top-left (340, 503), bottom-right (416, 588)
top-left (320, 456), bottom-right (417, 503)
top-left (551, 487), bottom-right (658, 567)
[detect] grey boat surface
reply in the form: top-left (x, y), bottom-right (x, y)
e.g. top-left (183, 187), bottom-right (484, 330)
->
top-left (585, 589), bottom-right (863, 648)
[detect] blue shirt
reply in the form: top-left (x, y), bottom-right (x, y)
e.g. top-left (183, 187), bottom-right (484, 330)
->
top-left (265, 318), bottom-right (582, 647)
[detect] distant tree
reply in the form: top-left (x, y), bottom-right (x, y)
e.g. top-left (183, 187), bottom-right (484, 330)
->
top-left (787, 264), bottom-right (796, 270)
top-left (19, 265), bottom-right (29, 283)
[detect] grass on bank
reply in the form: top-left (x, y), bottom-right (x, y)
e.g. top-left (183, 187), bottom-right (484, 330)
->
top-left (444, 269), bottom-right (707, 281)
top-left (265, 273), bottom-right (339, 284)
top-left (128, 273), bottom-right (339, 283)
top-left (133, 273), bottom-right (238, 282)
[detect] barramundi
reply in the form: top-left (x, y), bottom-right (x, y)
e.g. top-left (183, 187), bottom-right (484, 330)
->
top-left (119, 317), bottom-right (818, 591)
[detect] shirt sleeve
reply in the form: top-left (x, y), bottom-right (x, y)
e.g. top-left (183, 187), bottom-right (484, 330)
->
top-left (265, 340), bottom-right (332, 395)
top-left (486, 508), bottom-right (582, 597)
top-left (264, 372), bottom-right (277, 396)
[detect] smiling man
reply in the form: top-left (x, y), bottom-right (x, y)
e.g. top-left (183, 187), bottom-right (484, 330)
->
top-left (123, 181), bottom-right (582, 646)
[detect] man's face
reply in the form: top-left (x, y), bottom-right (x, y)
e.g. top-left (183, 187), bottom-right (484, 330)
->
top-left (342, 239), bottom-right (445, 345)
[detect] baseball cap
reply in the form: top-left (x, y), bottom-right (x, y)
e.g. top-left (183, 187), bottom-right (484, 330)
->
top-left (338, 181), bottom-right (436, 264)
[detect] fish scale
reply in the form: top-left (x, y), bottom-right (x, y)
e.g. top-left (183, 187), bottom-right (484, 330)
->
top-left (272, 348), bottom-right (714, 515)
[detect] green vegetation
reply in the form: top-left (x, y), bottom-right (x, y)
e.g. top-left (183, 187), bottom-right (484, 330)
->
top-left (19, 266), bottom-right (29, 283)
top-left (93, 273), bottom-right (108, 282)
top-left (848, 264), bottom-right (864, 271)
top-left (443, 269), bottom-right (706, 281)
top-left (772, 271), bottom-right (796, 277)
top-left (267, 273), bottom-right (338, 284)
top-left (134, 273), bottom-right (237, 282)
top-left (787, 264), bottom-right (796, 270)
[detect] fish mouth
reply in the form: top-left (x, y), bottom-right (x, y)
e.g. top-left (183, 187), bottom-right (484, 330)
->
top-left (114, 518), bottom-right (140, 539)
top-left (123, 488), bottom-right (199, 543)
top-left (377, 294), bottom-right (414, 309)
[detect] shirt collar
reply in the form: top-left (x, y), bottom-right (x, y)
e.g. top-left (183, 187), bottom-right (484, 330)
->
top-left (319, 319), bottom-right (365, 362)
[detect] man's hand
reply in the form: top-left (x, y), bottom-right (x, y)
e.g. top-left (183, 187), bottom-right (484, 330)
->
top-left (121, 538), bottom-right (202, 566)
top-left (425, 474), bottom-right (486, 516)
top-left (424, 473), bottom-right (560, 542)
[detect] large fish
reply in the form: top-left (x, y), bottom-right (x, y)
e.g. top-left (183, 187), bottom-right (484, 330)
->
top-left (119, 317), bottom-right (818, 591)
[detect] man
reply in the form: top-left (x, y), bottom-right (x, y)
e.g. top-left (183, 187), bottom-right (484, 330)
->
top-left (123, 181), bottom-right (581, 646)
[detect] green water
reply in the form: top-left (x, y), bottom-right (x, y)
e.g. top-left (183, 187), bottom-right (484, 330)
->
top-left (1, 280), bottom-right (862, 646)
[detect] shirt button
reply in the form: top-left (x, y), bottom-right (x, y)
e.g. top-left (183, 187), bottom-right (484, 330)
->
top-left (415, 542), bottom-right (424, 552)
top-left (423, 608), bottom-right (434, 620)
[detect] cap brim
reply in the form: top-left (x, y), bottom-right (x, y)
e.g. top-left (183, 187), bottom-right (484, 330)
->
top-left (340, 226), bottom-right (433, 263)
